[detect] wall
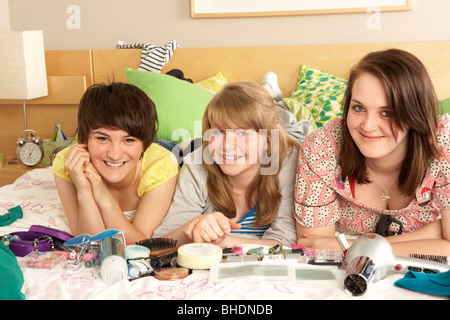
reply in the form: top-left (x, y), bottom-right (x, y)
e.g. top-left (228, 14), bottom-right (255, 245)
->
top-left (2, 0), bottom-right (450, 162)
top-left (0, 0), bottom-right (9, 32)
top-left (7, 0), bottom-right (450, 50)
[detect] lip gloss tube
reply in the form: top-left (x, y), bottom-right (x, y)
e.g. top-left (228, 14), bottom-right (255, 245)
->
top-left (54, 250), bottom-right (96, 261)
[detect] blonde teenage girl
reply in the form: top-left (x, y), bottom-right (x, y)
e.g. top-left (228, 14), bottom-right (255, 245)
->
top-left (154, 82), bottom-right (301, 247)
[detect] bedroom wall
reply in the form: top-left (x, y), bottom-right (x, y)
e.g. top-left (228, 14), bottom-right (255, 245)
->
top-left (1, 0), bottom-right (449, 165)
top-left (0, 0), bottom-right (9, 32)
top-left (7, 0), bottom-right (450, 50)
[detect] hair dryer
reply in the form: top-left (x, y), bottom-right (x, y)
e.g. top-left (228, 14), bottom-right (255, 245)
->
top-left (340, 233), bottom-right (450, 296)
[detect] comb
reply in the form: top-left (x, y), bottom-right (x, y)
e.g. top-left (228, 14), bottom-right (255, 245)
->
top-left (136, 238), bottom-right (178, 256)
top-left (408, 253), bottom-right (449, 265)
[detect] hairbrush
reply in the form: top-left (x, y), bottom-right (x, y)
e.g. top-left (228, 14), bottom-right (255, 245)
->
top-left (408, 253), bottom-right (449, 265)
top-left (136, 238), bottom-right (178, 256)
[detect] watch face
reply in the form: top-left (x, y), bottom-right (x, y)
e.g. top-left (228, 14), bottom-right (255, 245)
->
top-left (18, 143), bottom-right (42, 166)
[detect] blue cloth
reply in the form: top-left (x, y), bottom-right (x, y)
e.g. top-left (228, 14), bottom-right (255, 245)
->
top-left (394, 270), bottom-right (450, 297)
top-left (154, 138), bottom-right (177, 152)
top-left (154, 137), bottom-right (203, 167)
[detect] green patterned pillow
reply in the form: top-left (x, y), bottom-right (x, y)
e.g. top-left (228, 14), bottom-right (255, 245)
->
top-left (290, 65), bottom-right (347, 128)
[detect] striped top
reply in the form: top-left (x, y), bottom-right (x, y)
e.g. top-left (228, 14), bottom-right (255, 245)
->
top-left (116, 40), bottom-right (178, 73)
top-left (230, 205), bottom-right (270, 237)
top-left (153, 148), bottom-right (300, 246)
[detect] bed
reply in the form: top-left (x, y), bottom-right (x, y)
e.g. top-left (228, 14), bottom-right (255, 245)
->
top-left (0, 167), bottom-right (447, 301)
top-left (1, 41), bottom-right (450, 301)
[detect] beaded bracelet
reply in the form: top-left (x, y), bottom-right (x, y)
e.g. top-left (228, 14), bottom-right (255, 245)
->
top-left (33, 235), bottom-right (55, 252)
top-left (0, 234), bottom-right (21, 247)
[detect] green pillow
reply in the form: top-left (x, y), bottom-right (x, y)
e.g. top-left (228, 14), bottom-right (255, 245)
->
top-left (126, 68), bottom-right (214, 143)
top-left (438, 98), bottom-right (450, 115)
top-left (290, 65), bottom-right (347, 128)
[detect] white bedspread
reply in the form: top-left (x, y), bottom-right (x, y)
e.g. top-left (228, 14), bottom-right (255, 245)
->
top-left (0, 167), bottom-right (445, 300)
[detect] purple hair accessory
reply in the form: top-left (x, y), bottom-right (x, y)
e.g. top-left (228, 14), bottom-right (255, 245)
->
top-left (8, 225), bottom-right (73, 257)
top-left (29, 225), bottom-right (73, 242)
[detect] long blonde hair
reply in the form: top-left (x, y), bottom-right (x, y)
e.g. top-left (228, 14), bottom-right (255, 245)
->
top-left (202, 82), bottom-right (300, 226)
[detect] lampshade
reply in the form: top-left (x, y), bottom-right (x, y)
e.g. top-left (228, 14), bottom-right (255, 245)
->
top-left (0, 30), bottom-right (48, 99)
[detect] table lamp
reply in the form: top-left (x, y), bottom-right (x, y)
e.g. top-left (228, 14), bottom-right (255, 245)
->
top-left (0, 30), bottom-right (48, 165)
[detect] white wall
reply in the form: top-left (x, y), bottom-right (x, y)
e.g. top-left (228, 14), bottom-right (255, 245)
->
top-left (7, 0), bottom-right (450, 50)
top-left (0, 0), bottom-right (10, 32)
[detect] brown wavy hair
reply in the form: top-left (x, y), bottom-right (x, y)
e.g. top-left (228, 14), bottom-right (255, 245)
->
top-left (77, 82), bottom-right (158, 151)
top-left (340, 49), bottom-right (441, 196)
top-left (202, 82), bottom-right (300, 226)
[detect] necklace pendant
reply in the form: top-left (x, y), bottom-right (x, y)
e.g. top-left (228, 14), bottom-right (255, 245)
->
top-left (381, 194), bottom-right (390, 201)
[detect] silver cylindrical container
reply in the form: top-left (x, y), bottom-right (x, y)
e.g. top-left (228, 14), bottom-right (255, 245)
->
top-left (100, 236), bottom-right (127, 285)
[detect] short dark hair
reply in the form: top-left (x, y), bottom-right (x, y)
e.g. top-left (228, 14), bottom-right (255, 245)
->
top-left (77, 82), bottom-right (158, 150)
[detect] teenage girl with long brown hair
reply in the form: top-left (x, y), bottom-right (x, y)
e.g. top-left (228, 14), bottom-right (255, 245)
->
top-left (294, 49), bottom-right (450, 256)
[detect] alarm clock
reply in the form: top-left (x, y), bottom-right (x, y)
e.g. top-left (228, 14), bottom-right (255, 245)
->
top-left (16, 129), bottom-right (43, 166)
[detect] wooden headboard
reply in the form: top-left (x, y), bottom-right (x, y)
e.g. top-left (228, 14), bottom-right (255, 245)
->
top-left (92, 41), bottom-right (450, 100)
top-left (1, 41), bottom-right (449, 161)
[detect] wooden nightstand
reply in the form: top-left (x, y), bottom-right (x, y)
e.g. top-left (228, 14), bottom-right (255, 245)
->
top-left (0, 160), bottom-right (49, 187)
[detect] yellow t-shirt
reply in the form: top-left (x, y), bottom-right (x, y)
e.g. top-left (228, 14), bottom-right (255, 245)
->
top-left (52, 143), bottom-right (180, 198)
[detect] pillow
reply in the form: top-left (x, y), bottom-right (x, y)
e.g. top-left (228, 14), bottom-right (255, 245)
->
top-left (126, 68), bottom-right (214, 143)
top-left (195, 72), bottom-right (228, 93)
top-left (438, 97), bottom-right (450, 115)
top-left (282, 98), bottom-right (318, 134)
top-left (290, 65), bottom-right (347, 128)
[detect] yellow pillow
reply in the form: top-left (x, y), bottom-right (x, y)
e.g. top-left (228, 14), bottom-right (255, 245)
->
top-left (195, 72), bottom-right (228, 93)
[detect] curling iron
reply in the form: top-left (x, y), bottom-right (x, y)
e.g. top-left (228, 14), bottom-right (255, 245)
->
top-left (337, 233), bottom-right (450, 296)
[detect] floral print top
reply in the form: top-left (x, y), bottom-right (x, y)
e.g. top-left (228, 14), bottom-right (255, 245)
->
top-left (294, 115), bottom-right (450, 235)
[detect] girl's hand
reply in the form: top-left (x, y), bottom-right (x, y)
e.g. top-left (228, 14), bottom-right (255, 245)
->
top-left (184, 212), bottom-right (241, 244)
top-left (83, 162), bottom-right (110, 205)
top-left (64, 144), bottom-right (92, 190)
top-left (297, 233), bottom-right (340, 250)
